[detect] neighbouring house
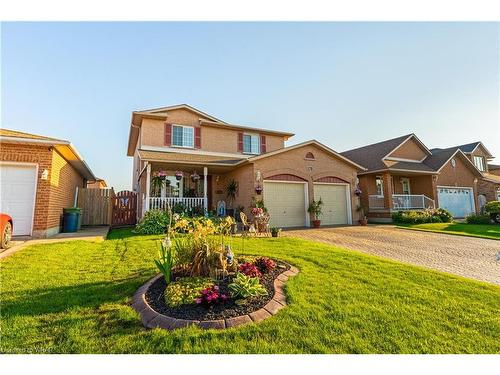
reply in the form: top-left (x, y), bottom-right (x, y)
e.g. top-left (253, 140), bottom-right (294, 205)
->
top-left (87, 178), bottom-right (108, 189)
top-left (449, 142), bottom-right (500, 208)
top-left (341, 134), bottom-right (484, 221)
top-left (127, 104), bottom-right (365, 228)
top-left (0, 129), bottom-right (96, 237)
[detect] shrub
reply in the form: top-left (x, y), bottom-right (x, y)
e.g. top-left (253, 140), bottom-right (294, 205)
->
top-left (392, 208), bottom-right (453, 224)
top-left (466, 214), bottom-right (491, 225)
top-left (254, 257), bottom-right (276, 274)
top-left (238, 262), bottom-right (262, 278)
top-left (154, 236), bottom-right (176, 285)
top-left (164, 277), bottom-right (214, 307)
top-left (484, 201), bottom-right (500, 214)
top-left (434, 208), bottom-right (453, 223)
top-left (228, 273), bottom-right (268, 299)
top-left (195, 285), bottom-right (228, 307)
top-left (134, 209), bottom-right (169, 234)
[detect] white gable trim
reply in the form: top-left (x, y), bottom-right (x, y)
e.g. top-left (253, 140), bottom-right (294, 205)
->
top-left (382, 134), bottom-right (432, 161)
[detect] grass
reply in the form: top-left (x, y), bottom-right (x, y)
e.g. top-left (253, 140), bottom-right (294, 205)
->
top-left (0, 229), bottom-right (499, 354)
top-left (397, 222), bottom-right (500, 240)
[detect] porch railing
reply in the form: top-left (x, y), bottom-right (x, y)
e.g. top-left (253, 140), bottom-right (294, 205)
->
top-left (146, 197), bottom-right (207, 213)
top-left (368, 194), bottom-right (435, 211)
top-left (392, 194), bottom-right (435, 210)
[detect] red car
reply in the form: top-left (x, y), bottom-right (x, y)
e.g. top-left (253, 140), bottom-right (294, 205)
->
top-left (0, 214), bottom-right (13, 250)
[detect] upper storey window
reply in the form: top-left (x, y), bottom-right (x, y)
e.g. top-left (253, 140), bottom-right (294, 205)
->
top-left (243, 133), bottom-right (260, 154)
top-left (172, 125), bottom-right (194, 148)
top-left (473, 156), bottom-right (485, 172)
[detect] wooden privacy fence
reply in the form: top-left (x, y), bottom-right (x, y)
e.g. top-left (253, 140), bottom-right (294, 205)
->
top-left (77, 188), bottom-right (115, 225)
top-left (112, 191), bottom-right (137, 227)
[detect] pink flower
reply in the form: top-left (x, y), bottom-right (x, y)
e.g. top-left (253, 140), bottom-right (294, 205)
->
top-left (195, 298), bottom-right (202, 304)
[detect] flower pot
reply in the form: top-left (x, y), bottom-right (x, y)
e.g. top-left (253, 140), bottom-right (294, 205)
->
top-left (358, 217), bottom-right (368, 226)
top-left (175, 175), bottom-right (182, 181)
top-left (255, 188), bottom-right (262, 195)
top-left (311, 220), bottom-right (321, 228)
top-left (271, 232), bottom-right (279, 238)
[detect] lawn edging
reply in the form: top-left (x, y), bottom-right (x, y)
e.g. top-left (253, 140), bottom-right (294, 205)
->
top-left (396, 225), bottom-right (499, 240)
top-left (131, 265), bottom-right (300, 330)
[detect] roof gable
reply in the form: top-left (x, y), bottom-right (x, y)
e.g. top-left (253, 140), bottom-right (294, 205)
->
top-left (341, 134), bottom-right (431, 172)
top-left (134, 104), bottom-right (226, 124)
top-left (248, 140), bottom-right (366, 171)
top-left (425, 148), bottom-right (482, 176)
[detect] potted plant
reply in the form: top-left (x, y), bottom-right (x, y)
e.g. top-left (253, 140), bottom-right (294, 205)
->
top-left (308, 198), bottom-right (323, 228)
top-left (255, 185), bottom-right (263, 195)
top-left (225, 179), bottom-right (238, 217)
top-left (151, 170), bottom-right (167, 197)
top-left (190, 171), bottom-right (200, 182)
top-left (356, 204), bottom-right (368, 226)
top-left (270, 227), bottom-right (281, 237)
top-left (175, 171), bottom-right (183, 181)
top-left (354, 186), bottom-right (362, 197)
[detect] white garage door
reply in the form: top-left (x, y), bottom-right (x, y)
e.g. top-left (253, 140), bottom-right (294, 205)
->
top-left (263, 181), bottom-right (307, 228)
top-left (437, 186), bottom-right (474, 218)
top-left (313, 183), bottom-right (350, 225)
top-left (0, 164), bottom-right (37, 236)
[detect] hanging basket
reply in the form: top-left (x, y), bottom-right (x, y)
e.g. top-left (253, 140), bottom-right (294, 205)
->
top-left (175, 171), bottom-right (183, 181)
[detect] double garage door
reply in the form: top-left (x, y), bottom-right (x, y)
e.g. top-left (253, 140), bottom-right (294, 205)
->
top-left (263, 181), bottom-right (350, 228)
top-left (0, 163), bottom-right (37, 236)
top-left (437, 186), bottom-right (475, 218)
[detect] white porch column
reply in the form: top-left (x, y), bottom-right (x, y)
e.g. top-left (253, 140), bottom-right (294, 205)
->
top-left (145, 163), bottom-right (151, 211)
top-left (203, 167), bottom-right (208, 213)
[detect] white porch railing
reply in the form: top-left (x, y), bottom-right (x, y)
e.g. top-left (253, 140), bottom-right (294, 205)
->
top-left (392, 194), bottom-right (435, 210)
top-left (368, 194), bottom-right (435, 211)
top-left (146, 197), bottom-right (207, 214)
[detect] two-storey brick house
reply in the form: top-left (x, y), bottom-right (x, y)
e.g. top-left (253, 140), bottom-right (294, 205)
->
top-left (127, 104), bottom-right (365, 228)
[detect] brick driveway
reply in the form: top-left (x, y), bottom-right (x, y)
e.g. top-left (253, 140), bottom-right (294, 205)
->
top-left (283, 225), bottom-right (500, 285)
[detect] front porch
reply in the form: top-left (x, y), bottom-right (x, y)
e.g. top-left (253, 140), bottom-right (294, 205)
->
top-left (360, 172), bottom-right (437, 216)
top-left (138, 158), bottom-right (241, 218)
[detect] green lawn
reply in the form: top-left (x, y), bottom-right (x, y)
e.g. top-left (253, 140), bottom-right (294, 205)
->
top-left (397, 223), bottom-right (500, 240)
top-left (0, 229), bottom-right (499, 354)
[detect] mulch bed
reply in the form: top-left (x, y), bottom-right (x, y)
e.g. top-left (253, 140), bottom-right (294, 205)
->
top-left (145, 260), bottom-right (290, 321)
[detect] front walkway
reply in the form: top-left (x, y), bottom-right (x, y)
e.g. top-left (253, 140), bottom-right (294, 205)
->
top-left (283, 225), bottom-right (500, 285)
top-left (0, 226), bottom-right (110, 260)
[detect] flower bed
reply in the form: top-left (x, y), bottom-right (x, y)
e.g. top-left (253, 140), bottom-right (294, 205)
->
top-left (131, 209), bottom-right (299, 330)
top-left (145, 258), bottom-right (290, 321)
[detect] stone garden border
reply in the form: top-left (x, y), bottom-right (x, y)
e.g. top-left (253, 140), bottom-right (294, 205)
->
top-left (131, 264), bottom-right (300, 330)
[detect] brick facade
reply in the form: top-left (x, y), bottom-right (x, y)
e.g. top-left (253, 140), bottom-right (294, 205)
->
top-left (0, 142), bottom-right (85, 237)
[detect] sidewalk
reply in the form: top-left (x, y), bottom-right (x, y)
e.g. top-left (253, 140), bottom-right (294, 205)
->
top-left (0, 226), bottom-right (110, 260)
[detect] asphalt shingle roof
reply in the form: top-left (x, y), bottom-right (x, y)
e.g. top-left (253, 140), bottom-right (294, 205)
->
top-left (0, 128), bottom-right (67, 143)
top-left (340, 134), bottom-right (413, 171)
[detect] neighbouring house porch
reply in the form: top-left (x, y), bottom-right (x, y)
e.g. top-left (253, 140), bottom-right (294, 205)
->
top-left (359, 171), bottom-right (437, 216)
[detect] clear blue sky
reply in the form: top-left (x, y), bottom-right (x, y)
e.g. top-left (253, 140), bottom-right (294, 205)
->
top-left (2, 22), bottom-right (499, 191)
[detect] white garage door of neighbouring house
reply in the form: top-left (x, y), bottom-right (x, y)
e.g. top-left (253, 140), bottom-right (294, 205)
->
top-left (313, 183), bottom-right (350, 225)
top-left (0, 163), bottom-right (37, 236)
top-left (437, 186), bottom-right (474, 218)
top-left (263, 181), bottom-right (307, 228)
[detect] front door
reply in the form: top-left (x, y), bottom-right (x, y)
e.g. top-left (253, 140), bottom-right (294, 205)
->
top-left (401, 178), bottom-right (411, 195)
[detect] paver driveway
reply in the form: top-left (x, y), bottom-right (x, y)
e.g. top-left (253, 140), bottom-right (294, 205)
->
top-left (283, 225), bottom-right (500, 285)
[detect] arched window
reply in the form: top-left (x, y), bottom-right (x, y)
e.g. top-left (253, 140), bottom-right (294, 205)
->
top-left (305, 152), bottom-right (315, 160)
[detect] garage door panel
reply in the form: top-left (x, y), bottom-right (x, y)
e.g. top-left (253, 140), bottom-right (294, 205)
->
top-left (263, 182), bottom-right (306, 228)
top-left (437, 187), bottom-right (474, 218)
top-left (313, 184), bottom-right (349, 225)
top-left (0, 164), bottom-right (37, 235)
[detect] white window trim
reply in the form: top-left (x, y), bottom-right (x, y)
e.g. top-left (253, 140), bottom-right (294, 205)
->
top-left (473, 156), bottom-right (485, 172)
top-left (401, 177), bottom-right (411, 195)
top-left (242, 132), bottom-right (261, 155)
top-left (172, 124), bottom-right (195, 149)
top-left (375, 175), bottom-right (384, 197)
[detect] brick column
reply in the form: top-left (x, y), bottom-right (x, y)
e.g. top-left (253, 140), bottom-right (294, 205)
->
top-left (382, 172), bottom-right (393, 210)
